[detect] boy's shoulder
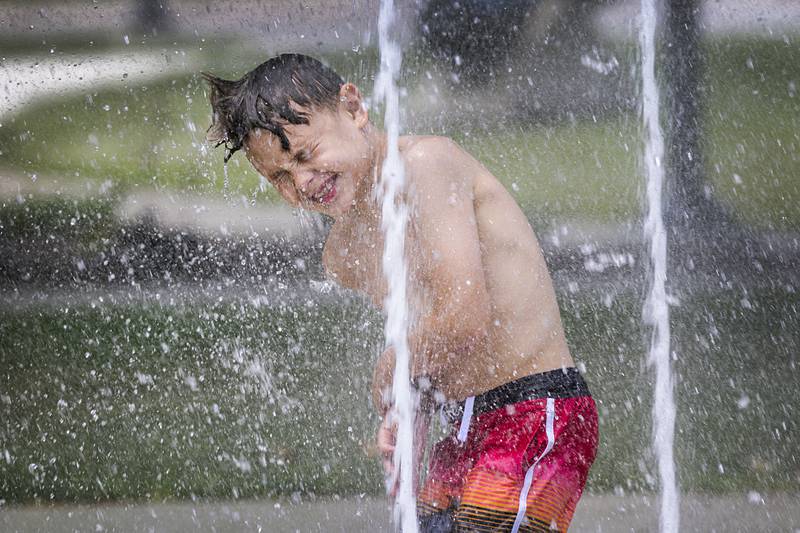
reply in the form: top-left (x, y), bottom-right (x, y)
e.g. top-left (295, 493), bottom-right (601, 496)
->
top-left (401, 135), bottom-right (478, 191)
top-left (401, 135), bottom-right (461, 166)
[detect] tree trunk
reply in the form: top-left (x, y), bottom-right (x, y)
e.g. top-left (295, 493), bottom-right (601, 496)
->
top-left (662, 0), bottom-right (745, 275)
top-left (664, 0), bottom-right (711, 228)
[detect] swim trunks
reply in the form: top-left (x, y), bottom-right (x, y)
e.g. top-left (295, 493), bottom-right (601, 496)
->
top-left (417, 368), bottom-right (598, 533)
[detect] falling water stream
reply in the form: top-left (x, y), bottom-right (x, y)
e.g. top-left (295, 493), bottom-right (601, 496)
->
top-left (640, 0), bottom-right (680, 532)
top-left (374, 1), bottom-right (418, 531)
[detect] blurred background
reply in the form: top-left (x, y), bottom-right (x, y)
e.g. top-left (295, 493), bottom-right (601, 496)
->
top-left (1, 0), bottom-right (799, 531)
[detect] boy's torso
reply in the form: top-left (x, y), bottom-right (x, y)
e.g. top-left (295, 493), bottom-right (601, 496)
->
top-left (323, 135), bottom-right (573, 401)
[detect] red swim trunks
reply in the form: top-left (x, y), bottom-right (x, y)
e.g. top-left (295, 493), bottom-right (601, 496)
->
top-left (417, 368), bottom-right (598, 533)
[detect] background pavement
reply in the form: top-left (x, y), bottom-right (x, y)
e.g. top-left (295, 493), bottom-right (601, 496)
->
top-left (2, 493), bottom-right (799, 532)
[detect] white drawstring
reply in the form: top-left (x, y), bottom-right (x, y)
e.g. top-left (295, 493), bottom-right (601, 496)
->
top-left (457, 395), bottom-right (475, 443)
top-left (511, 397), bottom-right (556, 533)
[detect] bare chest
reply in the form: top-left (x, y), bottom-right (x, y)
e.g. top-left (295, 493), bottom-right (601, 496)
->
top-left (324, 224), bottom-right (387, 305)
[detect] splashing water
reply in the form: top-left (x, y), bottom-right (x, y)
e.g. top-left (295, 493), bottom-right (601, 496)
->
top-left (222, 162), bottom-right (231, 202)
top-left (640, 0), bottom-right (679, 531)
top-left (373, 0), bottom-right (418, 531)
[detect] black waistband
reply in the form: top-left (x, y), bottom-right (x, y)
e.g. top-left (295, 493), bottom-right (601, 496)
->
top-left (441, 367), bottom-right (591, 423)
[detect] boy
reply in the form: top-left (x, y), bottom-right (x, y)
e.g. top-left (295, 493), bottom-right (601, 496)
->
top-left (203, 54), bottom-right (597, 532)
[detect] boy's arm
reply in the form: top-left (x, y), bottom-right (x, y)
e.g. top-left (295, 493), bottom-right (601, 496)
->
top-left (371, 138), bottom-right (492, 410)
top-left (372, 347), bottom-right (394, 415)
top-left (405, 138), bottom-right (493, 386)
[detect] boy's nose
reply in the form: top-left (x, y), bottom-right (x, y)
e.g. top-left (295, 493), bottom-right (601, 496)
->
top-left (294, 170), bottom-right (325, 195)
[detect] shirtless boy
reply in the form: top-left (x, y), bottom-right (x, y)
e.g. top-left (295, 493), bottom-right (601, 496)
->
top-left (203, 54), bottom-right (598, 532)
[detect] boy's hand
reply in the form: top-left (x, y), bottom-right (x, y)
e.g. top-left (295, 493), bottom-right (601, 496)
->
top-left (372, 347), bottom-right (396, 415)
top-left (377, 414), bottom-right (399, 498)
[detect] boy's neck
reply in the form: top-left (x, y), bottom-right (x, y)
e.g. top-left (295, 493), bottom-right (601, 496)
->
top-left (339, 125), bottom-right (388, 222)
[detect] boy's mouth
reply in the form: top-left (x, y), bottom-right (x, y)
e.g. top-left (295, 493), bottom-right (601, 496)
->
top-left (309, 173), bottom-right (338, 205)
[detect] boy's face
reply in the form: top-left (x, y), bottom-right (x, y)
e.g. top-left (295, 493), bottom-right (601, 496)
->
top-left (244, 83), bottom-right (371, 218)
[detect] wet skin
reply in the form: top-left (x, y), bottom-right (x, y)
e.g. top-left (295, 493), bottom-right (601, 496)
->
top-left (244, 82), bottom-right (574, 475)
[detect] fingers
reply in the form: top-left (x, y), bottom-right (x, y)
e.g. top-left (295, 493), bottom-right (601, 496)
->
top-left (377, 429), bottom-right (396, 456)
top-left (377, 417), bottom-right (398, 482)
top-left (379, 437), bottom-right (395, 475)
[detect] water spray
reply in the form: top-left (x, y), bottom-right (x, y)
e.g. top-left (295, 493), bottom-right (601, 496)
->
top-left (373, 0), bottom-right (419, 531)
top-left (640, 0), bottom-right (680, 531)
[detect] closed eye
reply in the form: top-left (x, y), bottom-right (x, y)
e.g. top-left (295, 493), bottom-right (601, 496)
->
top-left (293, 143), bottom-right (319, 164)
top-left (293, 149), bottom-right (311, 164)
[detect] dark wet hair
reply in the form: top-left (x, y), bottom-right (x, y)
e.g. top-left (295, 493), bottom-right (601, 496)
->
top-left (202, 54), bottom-right (345, 162)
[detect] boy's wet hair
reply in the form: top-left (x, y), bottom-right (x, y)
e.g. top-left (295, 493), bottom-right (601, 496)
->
top-left (202, 54), bottom-right (344, 162)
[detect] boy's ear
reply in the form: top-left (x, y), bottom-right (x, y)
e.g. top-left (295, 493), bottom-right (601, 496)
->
top-left (339, 83), bottom-right (368, 128)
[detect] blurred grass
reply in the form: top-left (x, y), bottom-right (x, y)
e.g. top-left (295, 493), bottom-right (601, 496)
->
top-left (1, 287), bottom-right (798, 503)
top-left (0, 300), bottom-right (386, 502)
top-left (1, 38), bottom-right (798, 227)
top-left (702, 38), bottom-right (800, 230)
top-left (456, 117), bottom-right (640, 224)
